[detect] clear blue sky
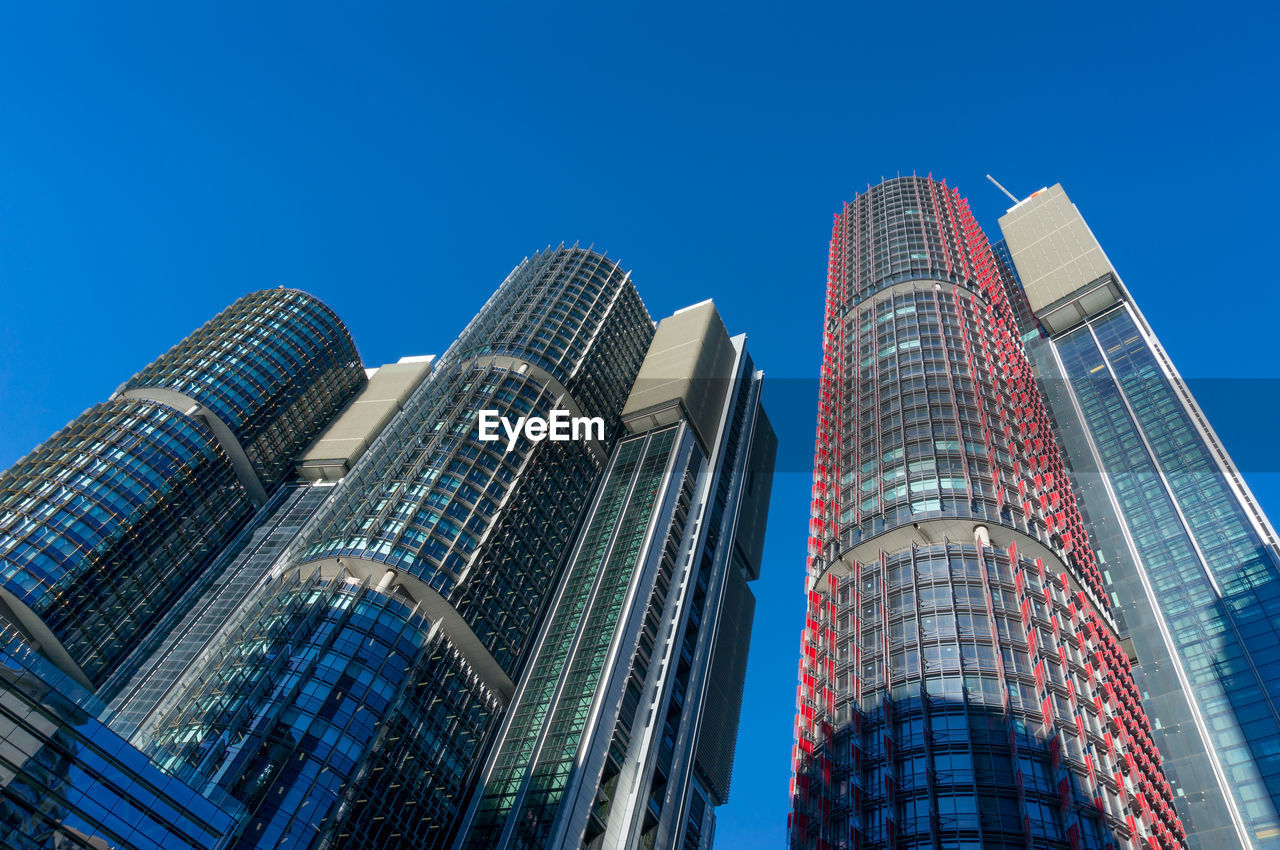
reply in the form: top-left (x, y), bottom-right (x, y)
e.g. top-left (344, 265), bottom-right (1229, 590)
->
top-left (1, 3), bottom-right (1277, 847)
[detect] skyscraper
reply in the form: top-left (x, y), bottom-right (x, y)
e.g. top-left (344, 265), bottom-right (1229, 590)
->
top-left (105, 354), bottom-right (437, 743)
top-left (458, 302), bottom-right (775, 850)
top-left (2, 244), bottom-right (774, 850)
top-left (1, 288), bottom-right (367, 849)
top-left (143, 246), bottom-right (656, 849)
top-left (789, 176), bottom-right (1184, 848)
top-left (995, 185), bottom-right (1280, 847)
top-left (0, 288), bottom-right (365, 693)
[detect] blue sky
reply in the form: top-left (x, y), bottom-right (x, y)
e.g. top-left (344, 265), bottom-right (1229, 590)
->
top-left (1, 2), bottom-right (1277, 846)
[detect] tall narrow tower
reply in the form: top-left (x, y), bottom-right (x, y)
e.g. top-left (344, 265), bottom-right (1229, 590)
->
top-left (996, 184), bottom-right (1280, 847)
top-left (458, 302), bottom-right (775, 850)
top-left (789, 177), bottom-right (1185, 848)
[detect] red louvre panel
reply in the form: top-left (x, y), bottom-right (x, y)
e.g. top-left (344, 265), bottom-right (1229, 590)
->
top-left (789, 177), bottom-right (1182, 850)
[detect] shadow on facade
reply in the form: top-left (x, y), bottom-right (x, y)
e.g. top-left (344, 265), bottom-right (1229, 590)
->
top-left (0, 626), bottom-right (243, 850)
top-left (789, 695), bottom-right (1120, 850)
top-left (1210, 547), bottom-right (1280, 821)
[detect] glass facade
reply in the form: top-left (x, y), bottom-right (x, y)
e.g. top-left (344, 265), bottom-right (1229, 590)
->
top-left (797, 544), bottom-right (1123, 848)
top-left (465, 426), bottom-right (687, 849)
top-left (1055, 308), bottom-right (1280, 831)
top-left (0, 287), bottom-right (367, 847)
top-left (459, 302), bottom-right (775, 850)
top-left (790, 177), bottom-right (1184, 849)
top-left (148, 572), bottom-right (479, 849)
top-left (0, 398), bottom-right (252, 688)
top-left (124, 288), bottom-right (366, 493)
top-left (295, 248), bottom-right (651, 595)
top-left (0, 625), bottom-right (244, 850)
top-left (0, 252), bottom-right (774, 850)
top-left (141, 247), bottom-right (656, 850)
top-left (0, 287), bottom-right (365, 696)
top-left (105, 481), bottom-right (338, 743)
top-left (994, 183), bottom-right (1280, 847)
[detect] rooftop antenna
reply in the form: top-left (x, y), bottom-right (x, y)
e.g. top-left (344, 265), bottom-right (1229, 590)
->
top-left (986, 174), bottom-right (1021, 205)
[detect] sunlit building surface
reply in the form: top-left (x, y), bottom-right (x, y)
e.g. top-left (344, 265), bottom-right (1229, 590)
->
top-left (0, 244), bottom-right (775, 849)
top-left (996, 185), bottom-right (1280, 848)
top-left (0, 289), bottom-right (364, 694)
top-left (459, 302), bottom-right (775, 850)
top-left (0, 288), bottom-right (365, 848)
top-left (144, 247), bottom-right (657, 849)
top-left (789, 176), bottom-right (1185, 849)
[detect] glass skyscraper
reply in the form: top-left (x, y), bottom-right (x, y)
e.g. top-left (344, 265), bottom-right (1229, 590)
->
top-left (143, 246), bottom-right (657, 849)
top-left (0, 288), bottom-right (365, 693)
top-left (995, 184), bottom-right (1280, 847)
top-left (789, 176), bottom-right (1184, 849)
top-left (458, 301), bottom-right (775, 850)
top-left (1, 245), bottom-right (775, 849)
top-left (0, 288), bottom-right (366, 849)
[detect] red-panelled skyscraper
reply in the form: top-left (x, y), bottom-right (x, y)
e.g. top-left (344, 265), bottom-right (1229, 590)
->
top-left (788, 176), bottom-right (1185, 849)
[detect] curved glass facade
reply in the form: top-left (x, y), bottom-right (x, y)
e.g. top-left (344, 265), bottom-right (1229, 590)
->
top-left (144, 247), bottom-right (655, 850)
top-left (790, 178), bottom-right (1184, 849)
top-left (798, 543), bottom-right (1126, 847)
top-left (124, 288), bottom-right (366, 491)
top-left (147, 572), bottom-right (487, 849)
top-left (0, 398), bottom-right (251, 687)
top-left (296, 360), bottom-right (594, 605)
top-left (295, 248), bottom-right (652, 594)
top-left (0, 288), bottom-right (365, 695)
top-left (449, 247), bottom-right (648, 412)
top-left (841, 283), bottom-right (1035, 542)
